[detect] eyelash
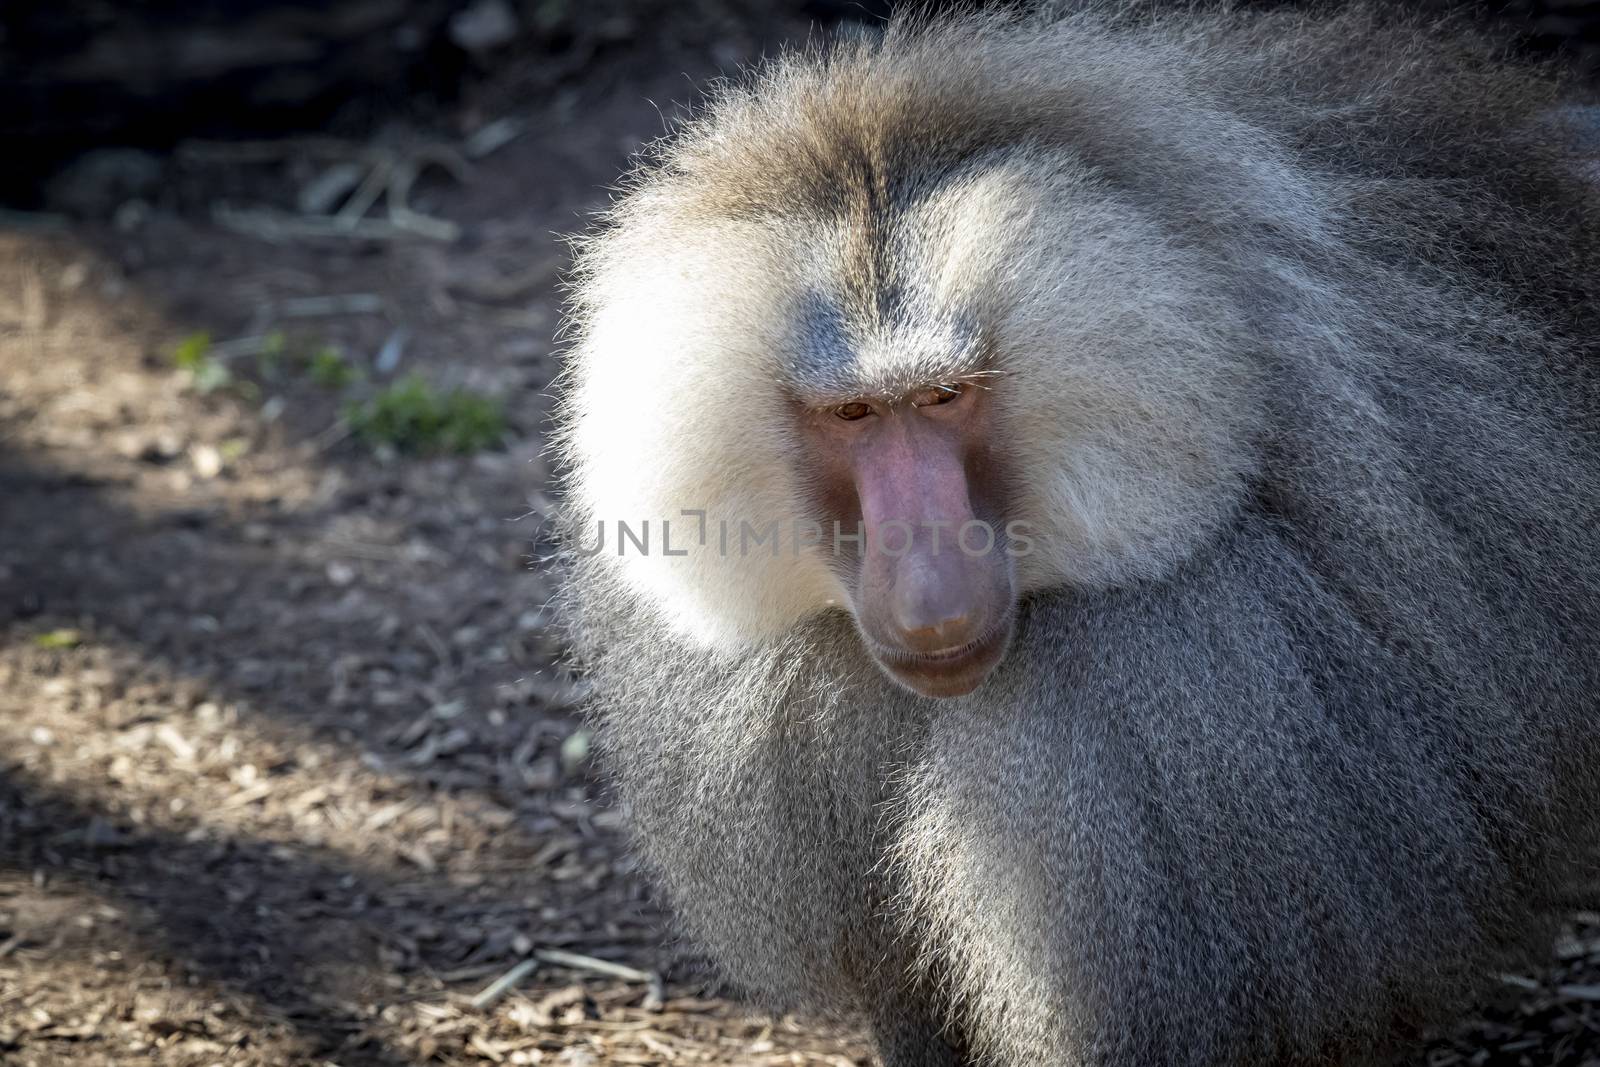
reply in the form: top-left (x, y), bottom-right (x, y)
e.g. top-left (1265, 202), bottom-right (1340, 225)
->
top-left (913, 383), bottom-right (965, 407)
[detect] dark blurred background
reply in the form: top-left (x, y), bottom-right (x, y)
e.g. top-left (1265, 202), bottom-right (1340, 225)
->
top-left (1, 0), bottom-right (885, 210)
top-left (4, 0), bottom-right (1598, 211)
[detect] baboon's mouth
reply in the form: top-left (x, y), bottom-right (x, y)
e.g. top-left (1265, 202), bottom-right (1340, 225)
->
top-left (869, 620), bottom-right (1012, 699)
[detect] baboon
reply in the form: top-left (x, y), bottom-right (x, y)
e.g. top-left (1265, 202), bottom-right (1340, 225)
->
top-left (552, 4), bottom-right (1600, 1064)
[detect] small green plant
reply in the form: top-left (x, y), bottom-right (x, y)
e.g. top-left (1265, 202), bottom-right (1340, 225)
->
top-left (343, 374), bottom-right (506, 455)
top-left (308, 345), bottom-right (359, 390)
top-left (34, 629), bottom-right (81, 650)
top-left (172, 331), bottom-right (232, 395)
top-left (172, 331), bottom-right (211, 371)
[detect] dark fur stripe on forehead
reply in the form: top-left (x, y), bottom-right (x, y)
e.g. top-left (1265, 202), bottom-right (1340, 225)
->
top-left (670, 27), bottom-right (1029, 399)
top-left (837, 148), bottom-right (894, 326)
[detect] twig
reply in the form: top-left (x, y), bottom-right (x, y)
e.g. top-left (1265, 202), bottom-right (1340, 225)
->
top-left (336, 158), bottom-right (394, 228)
top-left (417, 622), bottom-right (455, 676)
top-left (463, 117), bottom-right (526, 160)
top-left (213, 205), bottom-right (458, 243)
top-left (469, 949), bottom-right (667, 1014)
top-left (208, 334), bottom-right (282, 361)
top-left (320, 539), bottom-right (411, 563)
top-left (535, 948), bottom-right (654, 983)
top-left (279, 294), bottom-right (386, 318)
top-left (310, 418), bottom-right (354, 455)
top-left (196, 135), bottom-right (470, 243)
top-left (375, 327), bottom-right (409, 374)
top-left (298, 162), bottom-right (366, 214)
top-left (1556, 983), bottom-right (1600, 1002)
top-left (178, 137), bottom-right (378, 163)
top-left (384, 159), bottom-right (462, 242)
top-left (535, 948), bottom-right (665, 1010)
top-left (470, 957), bottom-right (539, 1010)
top-left (446, 260), bottom-right (561, 306)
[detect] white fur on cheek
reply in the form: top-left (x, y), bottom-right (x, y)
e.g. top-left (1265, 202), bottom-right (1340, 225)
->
top-left (568, 217), bottom-right (846, 650)
top-left (973, 184), bottom-right (1259, 592)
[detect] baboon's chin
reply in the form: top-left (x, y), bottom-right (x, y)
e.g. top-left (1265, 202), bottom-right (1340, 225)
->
top-left (870, 623), bottom-right (1012, 700)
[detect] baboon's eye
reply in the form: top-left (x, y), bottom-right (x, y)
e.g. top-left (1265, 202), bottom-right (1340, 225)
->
top-left (911, 383), bottom-right (966, 407)
top-left (834, 401), bottom-right (874, 421)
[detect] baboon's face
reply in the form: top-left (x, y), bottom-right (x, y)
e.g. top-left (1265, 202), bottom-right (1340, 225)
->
top-left (797, 377), bottom-right (1016, 698)
top-left (567, 158), bottom-right (1258, 683)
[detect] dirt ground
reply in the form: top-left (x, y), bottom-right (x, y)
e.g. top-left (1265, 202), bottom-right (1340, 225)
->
top-left (3, 10), bottom-right (1600, 1067)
